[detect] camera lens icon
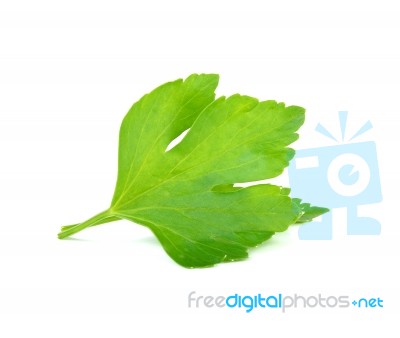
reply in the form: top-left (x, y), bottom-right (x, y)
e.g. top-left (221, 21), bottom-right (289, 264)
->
top-left (327, 153), bottom-right (370, 197)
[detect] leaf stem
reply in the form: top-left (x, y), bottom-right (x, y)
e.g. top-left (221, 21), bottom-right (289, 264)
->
top-left (58, 210), bottom-right (113, 239)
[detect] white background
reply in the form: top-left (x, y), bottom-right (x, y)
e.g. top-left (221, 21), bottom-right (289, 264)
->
top-left (1, 1), bottom-right (399, 337)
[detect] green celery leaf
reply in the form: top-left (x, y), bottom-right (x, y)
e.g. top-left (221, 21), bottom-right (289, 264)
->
top-left (58, 74), bottom-right (329, 268)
